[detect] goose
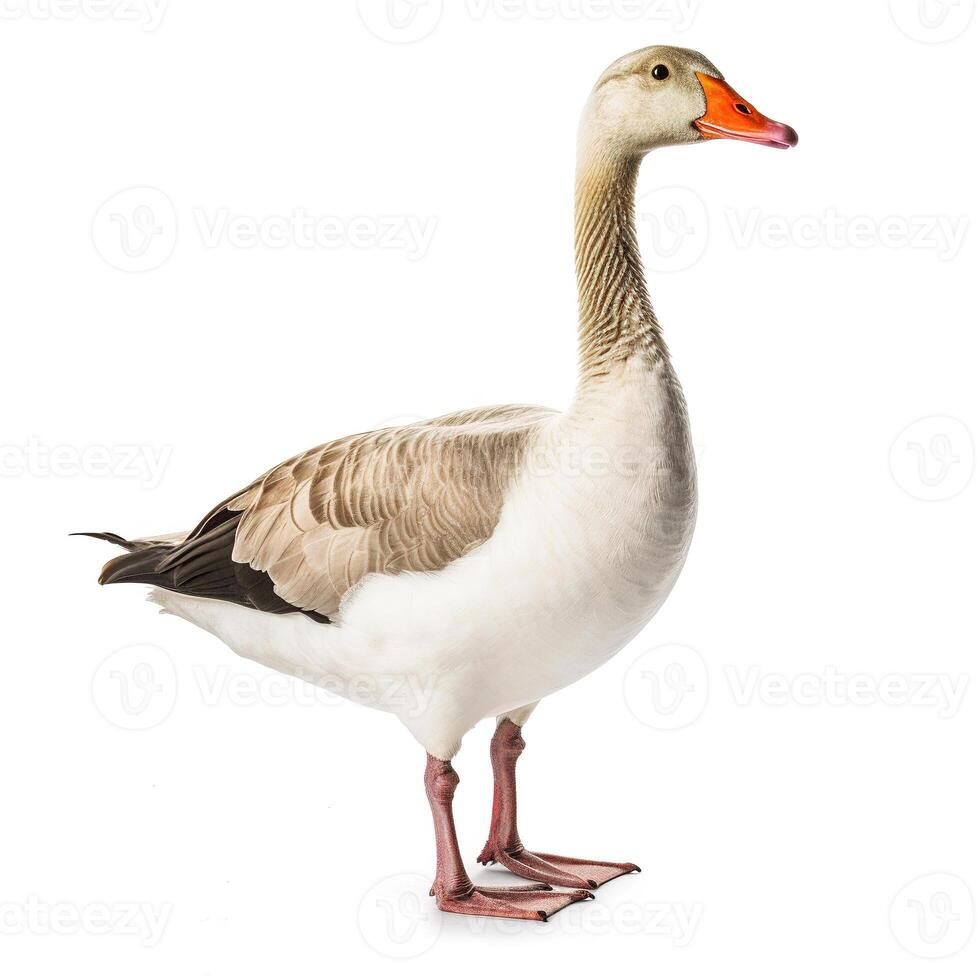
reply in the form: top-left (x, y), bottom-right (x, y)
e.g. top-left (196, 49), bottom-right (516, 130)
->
top-left (79, 45), bottom-right (797, 922)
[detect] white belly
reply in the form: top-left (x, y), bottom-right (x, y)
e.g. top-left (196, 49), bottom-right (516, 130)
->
top-left (153, 360), bottom-right (697, 758)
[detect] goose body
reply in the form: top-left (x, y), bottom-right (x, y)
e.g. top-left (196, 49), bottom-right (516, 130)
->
top-left (151, 357), bottom-right (695, 758)
top-left (82, 45), bottom-right (795, 920)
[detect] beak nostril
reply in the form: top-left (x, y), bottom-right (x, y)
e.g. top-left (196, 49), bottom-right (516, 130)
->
top-left (734, 103), bottom-right (751, 115)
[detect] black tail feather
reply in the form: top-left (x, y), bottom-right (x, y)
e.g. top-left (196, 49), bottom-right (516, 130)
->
top-left (98, 547), bottom-right (173, 587)
top-left (73, 521), bottom-right (332, 623)
top-left (71, 531), bottom-right (145, 552)
top-left (72, 532), bottom-right (173, 586)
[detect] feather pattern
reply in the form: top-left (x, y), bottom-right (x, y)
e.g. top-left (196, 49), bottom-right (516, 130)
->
top-left (189, 404), bottom-right (561, 618)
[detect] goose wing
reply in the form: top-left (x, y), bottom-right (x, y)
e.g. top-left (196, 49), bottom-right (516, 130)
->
top-left (157, 404), bottom-right (555, 620)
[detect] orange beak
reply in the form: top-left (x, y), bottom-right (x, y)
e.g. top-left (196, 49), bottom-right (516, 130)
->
top-left (694, 72), bottom-right (798, 149)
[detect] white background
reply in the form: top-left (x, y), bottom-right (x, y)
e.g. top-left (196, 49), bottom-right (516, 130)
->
top-left (2, 0), bottom-right (978, 976)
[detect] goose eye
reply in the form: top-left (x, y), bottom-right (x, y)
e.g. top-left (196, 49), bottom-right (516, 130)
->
top-left (651, 65), bottom-right (669, 81)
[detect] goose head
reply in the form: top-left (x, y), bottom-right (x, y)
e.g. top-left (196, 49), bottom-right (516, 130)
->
top-left (581, 45), bottom-right (798, 157)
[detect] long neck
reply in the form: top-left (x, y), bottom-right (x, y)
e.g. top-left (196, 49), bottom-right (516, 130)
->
top-left (574, 146), bottom-right (667, 385)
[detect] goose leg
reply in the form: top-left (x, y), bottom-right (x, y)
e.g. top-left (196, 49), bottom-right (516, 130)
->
top-left (476, 719), bottom-right (641, 889)
top-left (424, 754), bottom-right (592, 920)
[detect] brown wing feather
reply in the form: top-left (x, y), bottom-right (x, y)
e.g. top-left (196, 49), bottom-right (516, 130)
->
top-left (201, 404), bottom-right (557, 618)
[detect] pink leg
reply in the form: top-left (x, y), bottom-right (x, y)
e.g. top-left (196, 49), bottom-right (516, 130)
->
top-left (476, 720), bottom-right (641, 890)
top-left (424, 754), bottom-right (592, 920)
